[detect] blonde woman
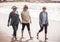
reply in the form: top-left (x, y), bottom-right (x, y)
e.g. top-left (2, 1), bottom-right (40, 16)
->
top-left (21, 5), bottom-right (32, 39)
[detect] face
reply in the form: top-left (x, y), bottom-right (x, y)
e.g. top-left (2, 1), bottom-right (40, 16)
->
top-left (13, 8), bottom-right (17, 12)
top-left (24, 8), bottom-right (28, 11)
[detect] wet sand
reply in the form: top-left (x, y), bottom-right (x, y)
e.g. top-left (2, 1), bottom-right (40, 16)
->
top-left (0, 18), bottom-right (60, 42)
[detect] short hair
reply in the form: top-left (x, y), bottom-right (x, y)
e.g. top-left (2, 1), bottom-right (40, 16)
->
top-left (42, 7), bottom-right (46, 9)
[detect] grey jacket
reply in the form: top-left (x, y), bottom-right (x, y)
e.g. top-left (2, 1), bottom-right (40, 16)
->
top-left (39, 11), bottom-right (48, 25)
top-left (8, 12), bottom-right (20, 25)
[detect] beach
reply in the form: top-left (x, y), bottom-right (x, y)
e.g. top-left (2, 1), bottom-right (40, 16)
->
top-left (0, 2), bottom-right (60, 42)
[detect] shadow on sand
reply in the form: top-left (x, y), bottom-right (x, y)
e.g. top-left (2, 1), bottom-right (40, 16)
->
top-left (10, 38), bottom-right (48, 42)
top-left (19, 38), bottom-right (33, 42)
top-left (39, 40), bottom-right (48, 42)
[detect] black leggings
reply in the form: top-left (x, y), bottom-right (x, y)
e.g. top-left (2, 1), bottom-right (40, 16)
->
top-left (22, 23), bottom-right (30, 31)
top-left (39, 24), bottom-right (47, 34)
top-left (12, 24), bottom-right (18, 37)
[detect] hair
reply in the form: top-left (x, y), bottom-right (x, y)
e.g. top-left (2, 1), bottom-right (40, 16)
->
top-left (42, 7), bottom-right (46, 9)
top-left (23, 5), bottom-right (28, 9)
top-left (11, 6), bottom-right (17, 9)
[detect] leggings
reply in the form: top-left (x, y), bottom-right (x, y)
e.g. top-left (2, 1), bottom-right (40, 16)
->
top-left (39, 24), bottom-right (47, 34)
top-left (12, 24), bottom-right (18, 37)
top-left (22, 23), bottom-right (30, 31)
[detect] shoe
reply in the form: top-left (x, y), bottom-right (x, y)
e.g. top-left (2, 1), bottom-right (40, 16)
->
top-left (45, 37), bottom-right (48, 40)
top-left (14, 37), bottom-right (18, 41)
top-left (11, 37), bottom-right (14, 42)
top-left (30, 37), bottom-right (33, 40)
top-left (37, 33), bottom-right (39, 39)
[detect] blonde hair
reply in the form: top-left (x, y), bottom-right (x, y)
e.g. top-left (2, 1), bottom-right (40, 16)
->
top-left (23, 5), bottom-right (28, 9)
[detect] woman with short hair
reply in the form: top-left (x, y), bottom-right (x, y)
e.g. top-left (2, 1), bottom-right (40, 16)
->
top-left (37, 7), bottom-right (49, 40)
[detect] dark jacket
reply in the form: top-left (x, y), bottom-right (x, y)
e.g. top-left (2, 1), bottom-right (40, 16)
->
top-left (8, 11), bottom-right (20, 25)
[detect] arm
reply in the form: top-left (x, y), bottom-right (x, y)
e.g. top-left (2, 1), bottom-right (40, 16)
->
top-left (39, 12), bottom-right (42, 25)
top-left (28, 11), bottom-right (32, 23)
top-left (46, 12), bottom-right (49, 26)
top-left (19, 18), bottom-right (21, 24)
top-left (39, 12), bottom-right (43, 27)
top-left (29, 15), bottom-right (32, 23)
top-left (19, 15), bottom-right (21, 24)
top-left (7, 13), bottom-right (11, 27)
top-left (17, 11), bottom-right (21, 24)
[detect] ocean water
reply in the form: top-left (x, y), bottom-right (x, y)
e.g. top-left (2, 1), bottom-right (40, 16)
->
top-left (0, 2), bottom-right (60, 21)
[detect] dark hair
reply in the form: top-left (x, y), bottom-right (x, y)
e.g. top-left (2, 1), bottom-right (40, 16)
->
top-left (42, 7), bottom-right (46, 9)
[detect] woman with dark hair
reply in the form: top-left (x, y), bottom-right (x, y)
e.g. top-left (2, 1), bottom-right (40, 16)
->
top-left (37, 7), bottom-right (49, 40)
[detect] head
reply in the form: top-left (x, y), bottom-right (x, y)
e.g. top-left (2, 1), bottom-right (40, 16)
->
top-left (23, 5), bottom-right (28, 11)
top-left (42, 7), bottom-right (46, 12)
top-left (11, 6), bottom-right (17, 12)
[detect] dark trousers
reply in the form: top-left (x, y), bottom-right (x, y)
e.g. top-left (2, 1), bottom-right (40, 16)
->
top-left (12, 24), bottom-right (18, 37)
top-left (39, 24), bottom-right (47, 34)
top-left (22, 23), bottom-right (30, 31)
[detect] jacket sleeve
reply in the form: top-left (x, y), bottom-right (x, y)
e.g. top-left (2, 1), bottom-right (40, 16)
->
top-left (8, 13), bottom-right (11, 24)
top-left (46, 12), bottom-right (49, 25)
top-left (39, 12), bottom-right (42, 25)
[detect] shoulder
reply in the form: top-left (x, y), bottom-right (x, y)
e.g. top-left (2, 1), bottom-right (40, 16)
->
top-left (40, 11), bottom-right (43, 15)
top-left (10, 11), bottom-right (13, 14)
top-left (40, 11), bottom-right (43, 14)
top-left (10, 11), bottom-right (13, 13)
top-left (45, 12), bottom-right (48, 17)
top-left (45, 12), bottom-right (48, 14)
top-left (9, 12), bottom-right (13, 16)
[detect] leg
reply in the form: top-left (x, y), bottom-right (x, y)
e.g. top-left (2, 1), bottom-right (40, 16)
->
top-left (26, 23), bottom-right (32, 39)
top-left (14, 29), bottom-right (17, 40)
top-left (11, 26), bottom-right (15, 41)
top-left (37, 26), bottom-right (43, 39)
top-left (12, 25), bottom-right (16, 40)
top-left (45, 24), bottom-right (48, 40)
top-left (14, 24), bottom-right (18, 41)
top-left (21, 23), bottom-right (25, 38)
top-left (12, 24), bottom-right (18, 41)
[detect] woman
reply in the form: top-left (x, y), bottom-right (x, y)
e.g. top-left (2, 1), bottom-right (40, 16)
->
top-left (7, 6), bottom-right (21, 41)
top-left (37, 7), bottom-right (49, 40)
top-left (21, 5), bottom-right (32, 39)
